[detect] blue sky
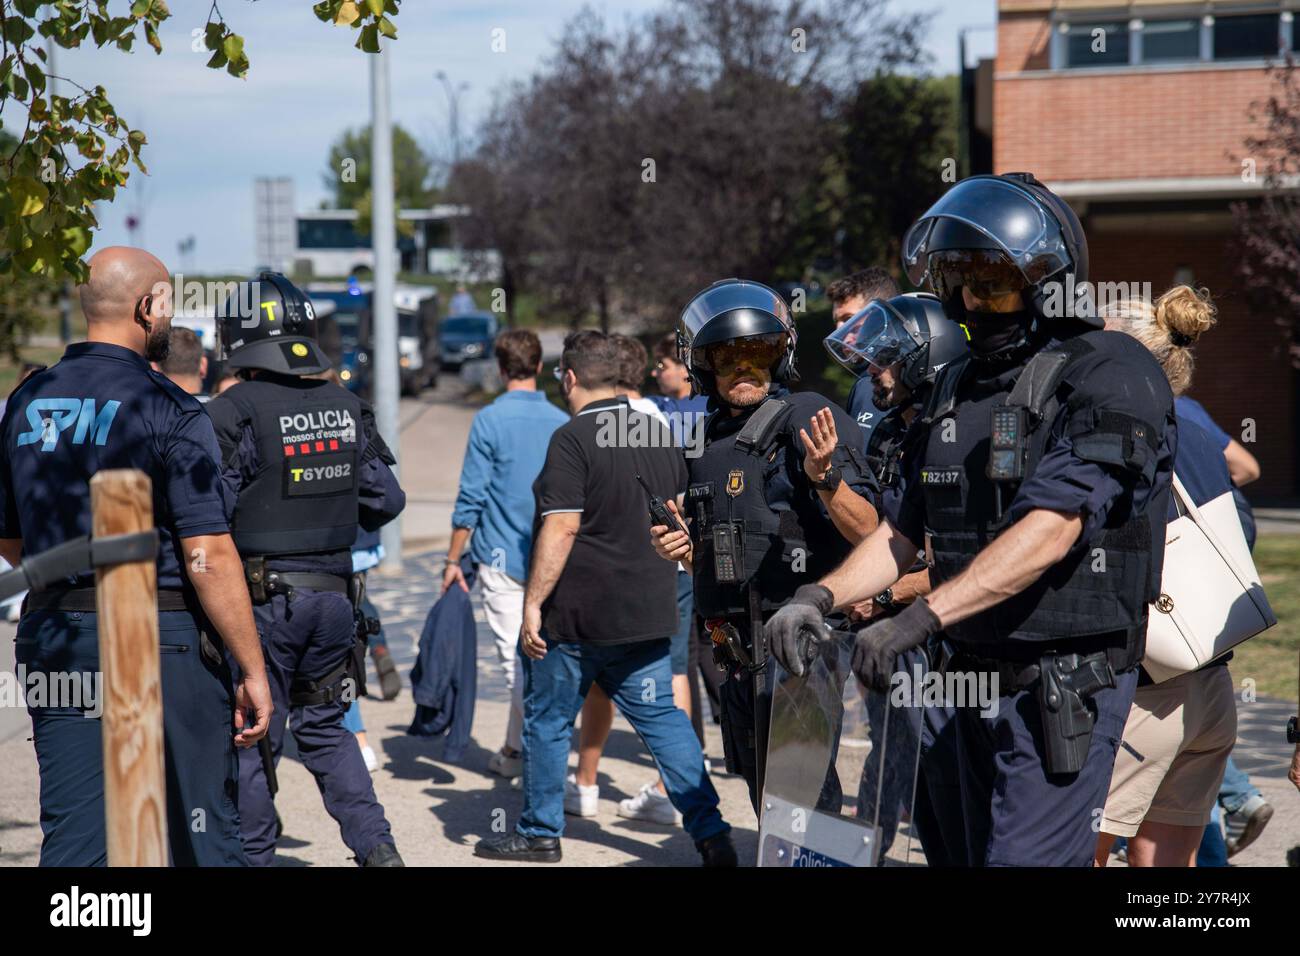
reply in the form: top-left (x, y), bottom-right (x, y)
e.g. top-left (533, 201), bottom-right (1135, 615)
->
top-left (45, 1), bottom-right (996, 273)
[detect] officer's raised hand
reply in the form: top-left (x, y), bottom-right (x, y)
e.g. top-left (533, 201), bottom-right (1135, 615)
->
top-left (850, 598), bottom-right (942, 692)
top-left (650, 498), bottom-right (692, 565)
top-left (765, 583), bottom-right (835, 678)
top-left (799, 407), bottom-right (839, 484)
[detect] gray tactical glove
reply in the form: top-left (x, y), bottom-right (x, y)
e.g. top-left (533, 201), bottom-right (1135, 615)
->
top-left (765, 583), bottom-right (835, 678)
top-left (850, 598), bottom-right (941, 693)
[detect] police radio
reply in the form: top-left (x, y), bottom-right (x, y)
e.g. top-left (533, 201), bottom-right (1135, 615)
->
top-left (635, 474), bottom-right (687, 536)
top-left (987, 405), bottom-right (1028, 482)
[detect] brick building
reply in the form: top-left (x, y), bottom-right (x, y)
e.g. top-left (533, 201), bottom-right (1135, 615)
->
top-left (972, 0), bottom-right (1299, 499)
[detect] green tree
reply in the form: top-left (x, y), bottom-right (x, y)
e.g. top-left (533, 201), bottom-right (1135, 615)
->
top-left (0, 0), bottom-right (402, 285)
top-left (830, 72), bottom-right (958, 279)
top-left (0, 126), bottom-right (54, 362)
top-left (322, 123), bottom-right (437, 235)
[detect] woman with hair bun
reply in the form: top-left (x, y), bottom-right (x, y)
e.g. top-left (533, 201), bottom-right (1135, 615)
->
top-left (1093, 285), bottom-right (1242, 867)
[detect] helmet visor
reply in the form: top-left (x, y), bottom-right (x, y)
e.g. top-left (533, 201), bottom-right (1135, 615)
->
top-left (902, 177), bottom-right (1069, 289)
top-left (694, 332), bottom-right (787, 375)
top-left (823, 301), bottom-right (918, 377)
top-left (927, 249), bottom-right (1028, 303)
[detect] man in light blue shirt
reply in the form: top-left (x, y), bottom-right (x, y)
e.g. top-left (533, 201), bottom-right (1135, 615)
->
top-left (443, 329), bottom-right (568, 777)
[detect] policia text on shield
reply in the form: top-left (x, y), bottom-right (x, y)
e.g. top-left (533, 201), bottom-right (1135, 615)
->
top-left (766, 173), bottom-right (1178, 867)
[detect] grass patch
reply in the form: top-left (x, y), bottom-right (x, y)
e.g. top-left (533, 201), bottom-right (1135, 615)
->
top-left (1228, 534), bottom-right (1300, 704)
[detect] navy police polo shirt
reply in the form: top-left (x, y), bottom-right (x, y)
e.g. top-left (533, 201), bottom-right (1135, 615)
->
top-left (0, 342), bottom-right (231, 590)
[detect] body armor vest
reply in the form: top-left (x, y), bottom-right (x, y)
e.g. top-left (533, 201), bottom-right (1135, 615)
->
top-left (865, 406), bottom-right (910, 490)
top-left (918, 330), bottom-right (1172, 656)
top-left (688, 394), bottom-right (856, 618)
top-left (223, 378), bottom-right (363, 558)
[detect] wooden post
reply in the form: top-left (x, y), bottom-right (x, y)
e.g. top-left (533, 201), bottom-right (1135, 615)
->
top-left (91, 469), bottom-right (167, 866)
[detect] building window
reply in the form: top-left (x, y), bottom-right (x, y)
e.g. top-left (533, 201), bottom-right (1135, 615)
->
top-left (1065, 21), bottom-right (1130, 67)
top-left (1213, 13), bottom-right (1281, 60)
top-left (1143, 18), bottom-right (1201, 61)
top-left (297, 218), bottom-right (368, 249)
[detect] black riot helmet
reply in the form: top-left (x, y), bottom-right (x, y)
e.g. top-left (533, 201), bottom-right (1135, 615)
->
top-left (901, 172), bottom-right (1095, 327)
top-left (677, 278), bottom-right (797, 396)
top-left (824, 293), bottom-right (970, 395)
top-left (217, 272), bottom-right (332, 375)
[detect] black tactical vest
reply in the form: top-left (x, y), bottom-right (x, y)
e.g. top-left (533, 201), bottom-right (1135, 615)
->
top-left (221, 377), bottom-right (363, 557)
top-left (865, 406), bottom-right (910, 490)
top-left (917, 330), bottom-right (1173, 655)
top-left (687, 394), bottom-right (856, 618)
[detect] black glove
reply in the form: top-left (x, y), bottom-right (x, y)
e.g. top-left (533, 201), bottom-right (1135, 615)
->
top-left (764, 584), bottom-right (834, 678)
top-left (850, 598), bottom-right (941, 693)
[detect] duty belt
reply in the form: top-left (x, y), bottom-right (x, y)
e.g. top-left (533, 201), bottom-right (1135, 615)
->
top-left (945, 642), bottom-right (1138, 696)
top-left (26, 586), bottom-right (192, 613)
top-left (243, 556), bottom-right (349, 603)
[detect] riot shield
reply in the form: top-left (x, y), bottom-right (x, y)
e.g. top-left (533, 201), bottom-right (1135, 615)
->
top-left (757, 628), bottom-right (924, 867)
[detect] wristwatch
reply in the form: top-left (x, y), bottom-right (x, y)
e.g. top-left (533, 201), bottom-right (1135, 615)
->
top-left (874, 587), bottom-right (895, 610)
top-left (811, 465), bottom-right (842, 493)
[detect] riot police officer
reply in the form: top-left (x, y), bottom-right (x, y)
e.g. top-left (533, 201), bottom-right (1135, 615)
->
top-left (208, 272), bottom-right (406, 867)
top-left (0, 246), bottom-right (271, 866)
top-left (824, 292), bottom-right (969, 863)
top-left (768, 173), bottom-right (1178, 866)
top-left (649, 278), bottom-right (880, 810)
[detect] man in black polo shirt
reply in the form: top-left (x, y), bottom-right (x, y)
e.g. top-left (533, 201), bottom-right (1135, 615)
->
top-left (475, 331), bottom-right (735, 866)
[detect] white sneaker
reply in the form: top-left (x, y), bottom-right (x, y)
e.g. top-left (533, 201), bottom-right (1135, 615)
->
top-left (361, 745), bottom-right (378, 773)
top-left (617, 782), bottom-right (681, 826)
top-left (564, 773), bottom-right (599, 817)
top-left (488, 748), bottom-right (523, 778)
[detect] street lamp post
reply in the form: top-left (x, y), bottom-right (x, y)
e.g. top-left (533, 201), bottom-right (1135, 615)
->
top-left (371, 40), bottom-right (402, 570)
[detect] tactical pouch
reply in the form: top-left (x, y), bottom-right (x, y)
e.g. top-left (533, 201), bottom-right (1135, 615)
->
top-left (244, 556), bottom-right (268, 604)
top-left (1036, 651), bottom-right (1115, 775)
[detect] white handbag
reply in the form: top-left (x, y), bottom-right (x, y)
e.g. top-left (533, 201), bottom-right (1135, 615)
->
top-left (1142, 473), bottom-right (1275, 683)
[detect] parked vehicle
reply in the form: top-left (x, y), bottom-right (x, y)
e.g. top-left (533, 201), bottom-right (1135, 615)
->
top-left (439, 311), bottom-right (498, 370)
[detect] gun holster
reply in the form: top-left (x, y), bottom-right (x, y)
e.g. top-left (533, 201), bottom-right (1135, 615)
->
top-left (1037, 651), bottom-right (1115, 775)
top-left (245, 556), bottom-right (269, 604)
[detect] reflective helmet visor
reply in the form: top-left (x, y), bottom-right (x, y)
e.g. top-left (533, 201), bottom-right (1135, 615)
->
top-left (927, 249), bottom-right (1028, 303)
top-left (823, 301), bottom-right (919, 377)
top-left (694, 332), bottom-right (787, 375)
top-left (902, 177), bottom-right (1069, 289)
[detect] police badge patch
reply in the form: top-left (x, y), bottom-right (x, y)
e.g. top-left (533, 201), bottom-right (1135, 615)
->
top-left (725, 469), bottom-right (744, 497)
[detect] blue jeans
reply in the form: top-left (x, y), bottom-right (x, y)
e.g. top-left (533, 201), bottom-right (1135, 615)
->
top-left (518, 634), bottom-right (729, 844)
top-left (1217, 756), bottom-right (1259, 815)
top-left (1198, 804), bottom-right (1228, 867)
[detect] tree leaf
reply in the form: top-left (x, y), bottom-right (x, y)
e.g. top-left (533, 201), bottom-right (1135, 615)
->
top-left (335, 1), bottom-right (361, 26)
top-left (377, 16), bottom-right (397, 39)
top-left (358, 22), bottom-right (380, 53)
top-left (10, 177), bottom-right (48, 217)
top-left (221, 34), bottom-right (244, 62)
top-left (366, 0), bottom-right (384, 17)
top-left (145, 22), bottom-right (162, 55)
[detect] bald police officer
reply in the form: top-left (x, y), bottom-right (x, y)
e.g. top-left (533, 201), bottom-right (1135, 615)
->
top-left (0, 246), bottom-right (271, 866)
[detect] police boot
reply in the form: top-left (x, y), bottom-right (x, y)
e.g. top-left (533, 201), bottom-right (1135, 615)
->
top-left (696, 832), bottom-right (738, 868)
top-left (372, 646), bottom-right (401, 701)
top-left (362, 843), bottom-right (405, 867)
